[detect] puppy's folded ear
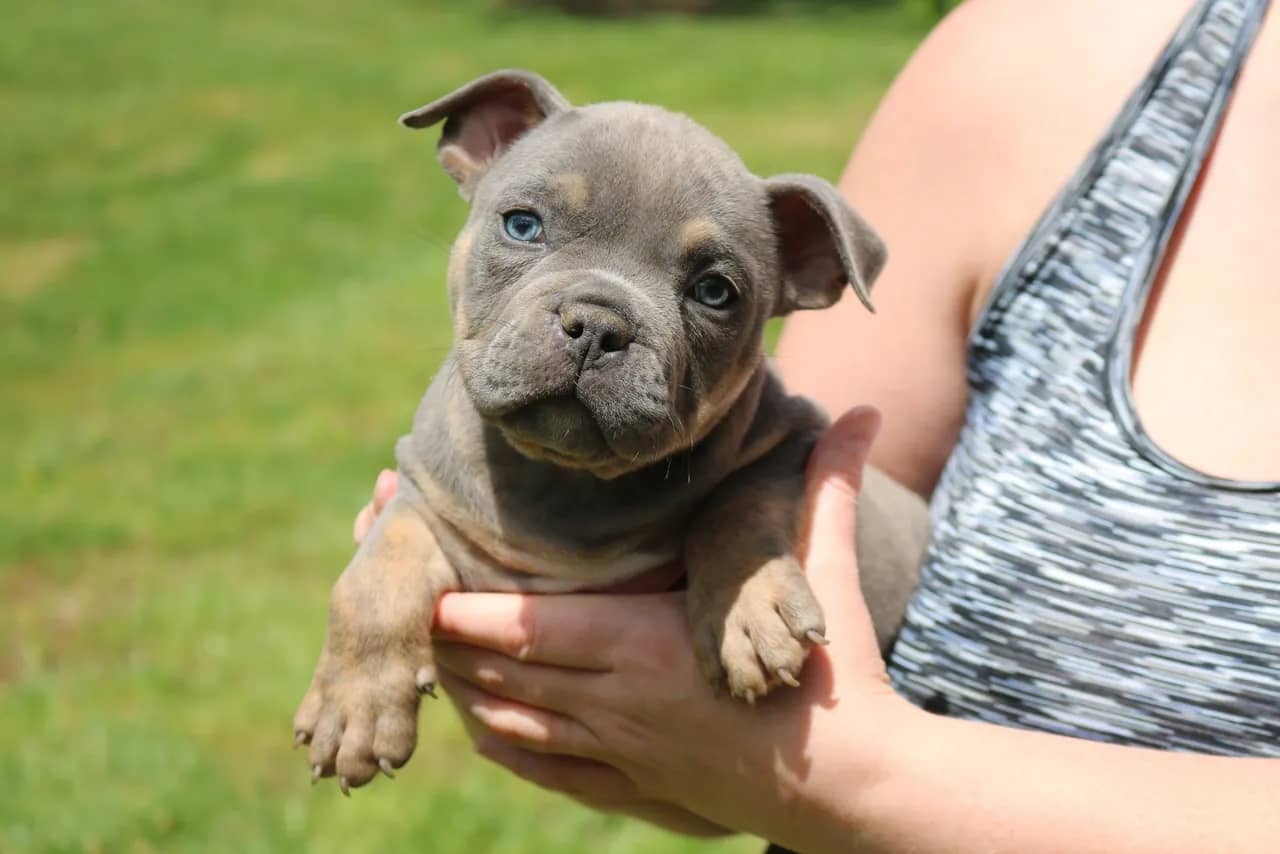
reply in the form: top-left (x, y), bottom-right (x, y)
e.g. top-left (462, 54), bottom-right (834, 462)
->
top-left (400, 69), bottom-right (570, 198)
top-left (765, 174), bottom-right (886, 315)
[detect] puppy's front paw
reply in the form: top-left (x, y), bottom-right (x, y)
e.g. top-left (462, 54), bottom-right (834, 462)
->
top-left (691, 556), bottom-right (826, 702)
top-left (293, 642), bottom-right (434, 794)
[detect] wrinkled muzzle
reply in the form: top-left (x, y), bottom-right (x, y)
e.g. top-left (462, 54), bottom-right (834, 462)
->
top-left (456, 273), bottom-right (682, 477)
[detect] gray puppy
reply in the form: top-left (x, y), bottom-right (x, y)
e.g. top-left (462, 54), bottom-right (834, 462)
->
top-left (294, 70), bottom-right (930, 794)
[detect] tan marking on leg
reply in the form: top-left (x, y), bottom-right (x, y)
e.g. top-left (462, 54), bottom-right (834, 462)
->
top-left (549, 173), bottom-right (590, 211)
top-left (380, 512), bottom-right (422, 553)
top-left (294, 498), bottom-right (456, 791)
top-left (679, 217), bottom-right (721, 254)
top-left (684, 434), bottom-right (823, 700)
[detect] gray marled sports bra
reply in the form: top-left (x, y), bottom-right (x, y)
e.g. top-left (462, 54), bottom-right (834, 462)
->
top-left (887, 0), bottom-right (1280, 755)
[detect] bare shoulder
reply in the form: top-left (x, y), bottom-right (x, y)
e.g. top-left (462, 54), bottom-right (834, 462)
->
top-left (840, 0), bottom-right (1193, 311)
top-left (891, 0), bottom-right (1191, 290)
top-left (912, 0), bottom-right (1186, 116)
top-left (777, 0), bottom-right (1190, 494)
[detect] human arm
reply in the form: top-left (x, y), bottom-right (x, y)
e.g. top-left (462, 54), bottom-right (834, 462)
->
top-left (431, 408), bottom-right (1280, 852)
top-left (774, 0), bottom-right (1188, 498)
top-left (772, 5), bottom-right (988, 497)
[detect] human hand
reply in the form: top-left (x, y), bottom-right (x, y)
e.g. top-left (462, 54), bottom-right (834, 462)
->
top-left (352, 468), bottom-right (398, 545)
top-left (432, 407), bottom-right (916, 850)
top-left (350, 466), bottom-right (725, 833)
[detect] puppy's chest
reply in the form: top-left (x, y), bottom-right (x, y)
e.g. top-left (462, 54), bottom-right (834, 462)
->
top-left (423, 483), bottom-right (694, 593)
top-left (431, 511), bottom-right (681, 593)
top-left (398, 367), bottom-right (749, 593)
top-left (405, 444), bottom-right (708, 593)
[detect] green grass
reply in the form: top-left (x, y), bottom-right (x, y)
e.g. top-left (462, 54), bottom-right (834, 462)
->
top-left (0, 1), bottom-right (930, 850)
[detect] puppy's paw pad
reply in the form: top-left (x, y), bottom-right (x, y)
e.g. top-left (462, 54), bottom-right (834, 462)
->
top-left (292, 680), bottom-right (324, 747)
top-left (372, 705), bottom-right (418, 770)
top-left (775, 581), bottom-right (826, 646)
top-left (704, 556), bottom-right (826, 701)
top-left (293, 653), bottom-right (428, 788)
top-left (718, 623), bottom-right (772, 701)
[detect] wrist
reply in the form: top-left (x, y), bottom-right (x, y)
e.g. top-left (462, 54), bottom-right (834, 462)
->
top-left (839, 690), bottom-right (942, 852)
top-left (840, 687), bottom-right (935, 852)
top-left (756, 683), bottom-right (930, 853)
top-left (616, 802), bottom-right (736, 838)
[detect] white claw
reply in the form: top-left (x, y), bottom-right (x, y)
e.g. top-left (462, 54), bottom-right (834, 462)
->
top-left (311, 765), bottom-right (322, 784)
top-left (378, 757), bottom-right (397, 779)
top-left (805, 630), bottom-right (829, 646)
top-left (777, 668), bottom-right (800, 688)
top-left (339, 776), bottom-right (351, 797)
top-left (743, 688), bottom-right (757, 705)
top-left (416, 667), bottom-right (437, 697)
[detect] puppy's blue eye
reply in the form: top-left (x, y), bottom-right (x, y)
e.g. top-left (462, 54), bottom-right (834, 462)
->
top-left (690, 273), bottom-right (737, 309)
top-left (503, 211), bottom-right (543, 243)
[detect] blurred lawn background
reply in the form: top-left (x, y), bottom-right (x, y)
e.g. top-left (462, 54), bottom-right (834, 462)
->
top-left (1, 0), bottom-right (938, 850)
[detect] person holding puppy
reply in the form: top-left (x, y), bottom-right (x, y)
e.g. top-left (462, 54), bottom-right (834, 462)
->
top-left (357, 0), bottom-right (1280, 849)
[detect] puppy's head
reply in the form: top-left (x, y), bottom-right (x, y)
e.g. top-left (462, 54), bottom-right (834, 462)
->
top-left (403, 70), bottom-right (885, 479)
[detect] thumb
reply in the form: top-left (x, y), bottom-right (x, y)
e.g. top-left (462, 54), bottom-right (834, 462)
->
top-left (797, 406), bottom-right (885, 660)
top-left (801, 405), bottom-right (883, 571)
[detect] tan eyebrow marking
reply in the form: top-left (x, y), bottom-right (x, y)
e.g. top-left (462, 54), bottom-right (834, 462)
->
top-left (679, 217), bottom-right (721, 254)
top-left (549, 173), bottom-right (589, 210)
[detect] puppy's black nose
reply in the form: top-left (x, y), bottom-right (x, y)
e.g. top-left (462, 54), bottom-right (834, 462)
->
top-left (558, 302), bottom-right (633, 366)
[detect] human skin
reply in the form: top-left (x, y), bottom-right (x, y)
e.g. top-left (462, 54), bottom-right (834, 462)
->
top-left (777, 0), bottom-right (1280, 490)
top-left (360, 411), bottom-right (1280, 851)
top-left (353, 0), bottom-right (1280, 847)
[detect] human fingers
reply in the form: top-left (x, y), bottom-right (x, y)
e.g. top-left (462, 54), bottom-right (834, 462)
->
top-left (372, 469), bottom-right (397, 513)
top-left (433, 591), bottom-right (679, 671)
top-left (353, 469), bottom-right (398, 544)
top-left (434, 641), bottom-right (604, 716)
top-left (436, 669), bottom-right (602, 760)
top-left (799, 406), bottom-right (885, 656)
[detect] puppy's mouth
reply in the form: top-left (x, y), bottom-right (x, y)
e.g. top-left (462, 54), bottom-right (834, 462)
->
top-left (457, 314), bottom-right (682, 477)
top-left (494, 394), bottom-right (623, 471)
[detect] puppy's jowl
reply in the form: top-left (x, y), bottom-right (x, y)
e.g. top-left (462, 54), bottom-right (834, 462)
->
top-left (294, 70), bottom-right (930, 793)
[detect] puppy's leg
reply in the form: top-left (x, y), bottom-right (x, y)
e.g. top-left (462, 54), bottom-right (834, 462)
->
top-left (686, 437), bottom-right (931, 700)
top-left (685, 437), bottom-right (823, 702)
top-left (293, 488), bottom-right (457, 792)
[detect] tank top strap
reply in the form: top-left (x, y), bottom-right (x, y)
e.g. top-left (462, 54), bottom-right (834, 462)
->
top-left (971, 0), bottom-right (1271, 351)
